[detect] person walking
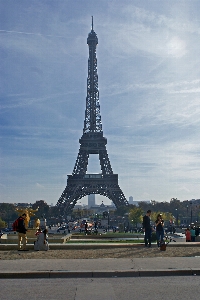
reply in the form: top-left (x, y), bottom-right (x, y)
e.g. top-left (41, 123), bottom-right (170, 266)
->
top-left (18, 213), bottom-right (28, 251)
top-left (155, 214), bottom-right (164, 248)
top-left (143, 210), bottom-right (152, 247)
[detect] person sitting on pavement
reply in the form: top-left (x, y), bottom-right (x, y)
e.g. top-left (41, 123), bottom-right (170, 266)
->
top-left (34, 229), bottom-right (49, 251)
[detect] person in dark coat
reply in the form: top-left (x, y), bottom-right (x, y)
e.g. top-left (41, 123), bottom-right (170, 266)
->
top-left (85, 222), bottom-right (88, 235)
top-left (18, 213), bottom-right (28, 251)
top-left (143, 210), bottom-right (152, 247)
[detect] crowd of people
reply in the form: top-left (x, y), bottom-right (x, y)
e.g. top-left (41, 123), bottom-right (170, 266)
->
top-left (185, 226), bottom-right (199, 242)
top-left (142, 209), bottom-right (199, 249)
top-left (14, 210), bottom-right (200, 251)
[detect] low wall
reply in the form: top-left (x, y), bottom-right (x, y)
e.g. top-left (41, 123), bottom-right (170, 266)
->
top-left (0, 233), bottom-right (72, 244)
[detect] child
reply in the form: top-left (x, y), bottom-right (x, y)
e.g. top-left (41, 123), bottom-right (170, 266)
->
top-left (35, 228), bottom-right (42, 236)
top-left (185, 228), bottom-right (191, 242)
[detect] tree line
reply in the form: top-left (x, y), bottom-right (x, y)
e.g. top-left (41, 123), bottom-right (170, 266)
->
top-left (0, 198), bottom-right (199, 229)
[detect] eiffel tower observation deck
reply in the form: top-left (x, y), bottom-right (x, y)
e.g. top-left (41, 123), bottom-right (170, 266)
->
top-left (57, 18), bottom-right (129, 215)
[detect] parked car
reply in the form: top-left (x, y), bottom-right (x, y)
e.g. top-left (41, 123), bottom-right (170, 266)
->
top-left (57, 225), bottom-right (68, 233)
top-left (2, 228), bottom-right (13, 232)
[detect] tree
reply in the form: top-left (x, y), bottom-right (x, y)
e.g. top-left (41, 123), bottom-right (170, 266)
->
top-left (115, 206), bottom-right (129, 217)
top-left (138, 201), bottom-right (153, 213)
top-left (129, 207), bottom-right (143, 228)
top-left (0, 217), bottom-right (6, 229)
top-left (0, 203), bottom-right (18, 224)
top-left (32, 200), bottom-right (50, 219)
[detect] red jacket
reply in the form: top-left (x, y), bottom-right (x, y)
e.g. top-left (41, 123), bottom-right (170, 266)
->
top-left (185, 230), bottom-right (191, 241)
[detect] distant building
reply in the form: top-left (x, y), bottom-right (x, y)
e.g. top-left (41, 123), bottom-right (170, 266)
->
top-left (128, 197), bottom-right (152, 206)
top-left (88, 194), bottom-right (95, 208)
top-left (129, 196), bottom-right (134, 204)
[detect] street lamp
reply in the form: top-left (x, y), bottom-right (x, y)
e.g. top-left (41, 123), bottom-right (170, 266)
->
top-left (190, 202), bottom-right (193, 224)
top-left (187, 205), bottom-right (188, 226)
top-left (107, 210), bottom-right (110, 231)
top-left (175, 209), bottom-right (178, 228)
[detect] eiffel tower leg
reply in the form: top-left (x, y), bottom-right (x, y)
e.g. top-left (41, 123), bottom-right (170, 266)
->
top-left (72, 149), bottom-right (89, 175)
top-left (57, 176), bottom-right (100, 215)
top-left (106, 186), bottom-right (129, 207)
top-left (99, 149), bottom-right (113, 175)
top-left (57, 184), bottom-right (84, 215)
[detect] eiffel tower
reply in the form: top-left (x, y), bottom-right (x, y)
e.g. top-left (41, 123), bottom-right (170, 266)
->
top-left (57, 18), bottom-right (129, 214)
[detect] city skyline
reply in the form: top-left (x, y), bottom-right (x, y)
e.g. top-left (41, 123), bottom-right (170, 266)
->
top-left (1, 1), bottom-right (200, 205)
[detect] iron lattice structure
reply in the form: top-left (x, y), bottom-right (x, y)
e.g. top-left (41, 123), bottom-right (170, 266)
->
top-left (57, 19), bottom-right (129, 214)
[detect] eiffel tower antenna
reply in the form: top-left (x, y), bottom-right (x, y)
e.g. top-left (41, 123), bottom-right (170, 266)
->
top-left (56, 20), bottom-right (129, 215)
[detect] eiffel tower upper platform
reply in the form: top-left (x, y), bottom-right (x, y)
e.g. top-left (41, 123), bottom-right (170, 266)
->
top-left (56, 18), bottom-right (129, 214)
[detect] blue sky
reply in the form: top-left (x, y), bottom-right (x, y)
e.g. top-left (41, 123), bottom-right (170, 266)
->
top-left (1, 0), bottom-right (200, 205)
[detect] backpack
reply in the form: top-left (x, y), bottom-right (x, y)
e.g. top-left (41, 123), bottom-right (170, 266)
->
top-left (12, 218), bottom-right (19, 232)
top-left (160, 241), bottom-right (166, 251)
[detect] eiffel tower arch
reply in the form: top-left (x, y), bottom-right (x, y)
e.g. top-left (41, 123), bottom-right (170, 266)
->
top-left (57, 18), bottom-right (129, 215)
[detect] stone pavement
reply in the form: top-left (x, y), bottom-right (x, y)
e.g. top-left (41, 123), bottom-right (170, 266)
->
top-left (0, 240), bottom-right (200, 278)
top-left (0, 256), bottom-right (200, 279)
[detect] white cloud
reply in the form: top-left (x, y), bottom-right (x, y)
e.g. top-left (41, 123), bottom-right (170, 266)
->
top-left (36, 183), bottom-right (45, 189)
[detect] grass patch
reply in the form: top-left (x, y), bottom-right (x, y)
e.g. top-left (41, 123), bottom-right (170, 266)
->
top-left (72, 232), bottom-right (144, 237)
top-left (68, 239), bottom-right (144, 244)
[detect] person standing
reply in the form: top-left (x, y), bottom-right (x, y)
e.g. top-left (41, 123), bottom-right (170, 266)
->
top-left (155, 214), bottom-right (164, 247)
top-left (143, 210), bottom-right (152, 247)
top-left (185, 228), bottom-right (191, 242)
top-left (18, 213), bottom-right (28, 251)
top-left (85, 222), bottom-right (88, 235)
top-left (190, 226), bottom-right (196, 242)
top-left (94, 221), bottom-right (98, 235)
